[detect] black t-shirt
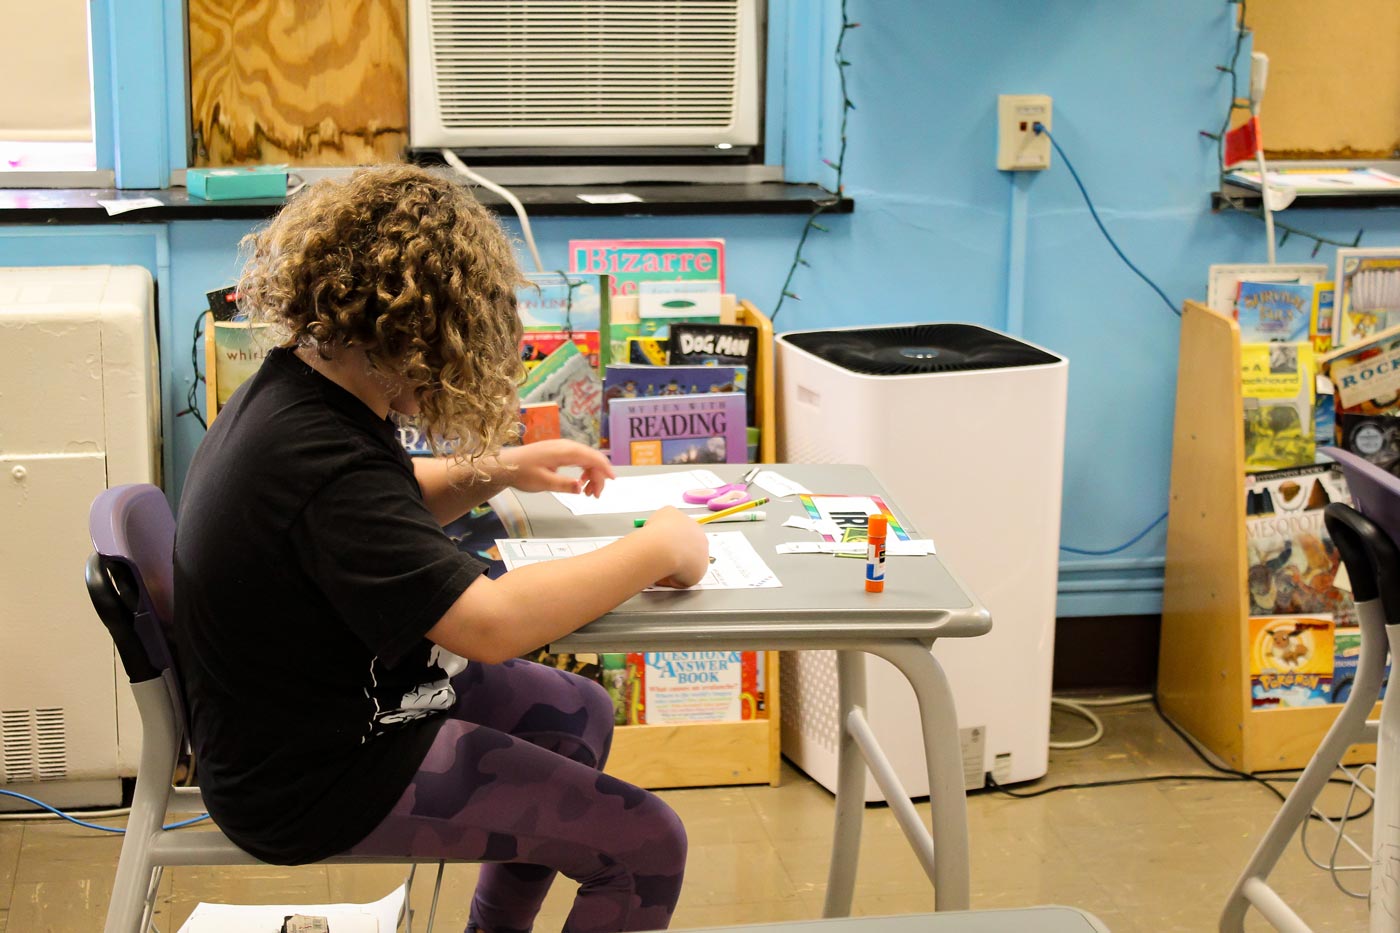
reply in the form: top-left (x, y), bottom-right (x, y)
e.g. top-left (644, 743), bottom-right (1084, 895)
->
top-left (173, 346), bottom-right (487, 864)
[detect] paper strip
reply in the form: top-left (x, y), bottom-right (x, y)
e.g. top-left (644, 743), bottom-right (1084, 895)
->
top-left (753, 470), bottom-right (812, 499)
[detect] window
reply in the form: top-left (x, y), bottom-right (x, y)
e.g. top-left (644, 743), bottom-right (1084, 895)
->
top-left (0, 0), bottom-right (96, 174)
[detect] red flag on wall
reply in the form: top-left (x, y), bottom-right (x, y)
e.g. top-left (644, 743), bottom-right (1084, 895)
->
top-left (1224, 116), bottom-right (1261, 167)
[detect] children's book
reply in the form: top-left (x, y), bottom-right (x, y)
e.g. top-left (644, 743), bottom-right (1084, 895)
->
top-left (600, 364), bottom-right (747, 448)
top-left (1234, 281), bottom-right (1313, 342)
top-left (1244, 464), bottom-right (1355, 628)
top-left (1310, 282), bottom-right (1335, 354)
top-left (638, 650), bottom-right (761, 722)
top-left (608, 393), bottom-right (747, 466)
top-left (1331, 627), bottom-right (1390, 704)
top-left (667, 323), bottom-right (761, 421)
top-left (518, 401), bottom-right (561, 445)
top-left (212, 321), bottom-right (274, 410)
top-left (1334, 413), bottom-right (1400, 475)
top-left (1334, 248), bottom-right (1400, 347)
top-left (637, 280), bottom-right (723, 338)
top-left (1318, 321), bottom-right (1400, 412)
top-left (1241, 342), bottom-right (1316, 471)
top-left (520, 341), bottom-right (602, 447)
top-left (1249, 615), bottom-right (1335, 709)
top-left (521, 330), bottom-right (600, 371)
top-left (516, 272), bottom-right (608, 333)
top-left (626, 336), bottom-right (669, 366)
top-left (569, 238), bottom-right (725, 297)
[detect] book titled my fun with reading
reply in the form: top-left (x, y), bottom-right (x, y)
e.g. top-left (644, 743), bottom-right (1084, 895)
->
top-left (608, 394), bottom-right (747, 467)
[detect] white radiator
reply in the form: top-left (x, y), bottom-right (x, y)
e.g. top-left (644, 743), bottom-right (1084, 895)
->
top-left (0, 266), bottom-right (160, 809)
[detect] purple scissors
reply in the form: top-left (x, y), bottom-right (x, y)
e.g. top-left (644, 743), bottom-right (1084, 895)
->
top-left (683, 467), bottom-right (762, 511)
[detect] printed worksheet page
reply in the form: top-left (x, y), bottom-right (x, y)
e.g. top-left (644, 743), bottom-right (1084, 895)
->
top-left (551, 469), bottom-right (725, 516)
top-left (497, 531), bottom-right (781, 590)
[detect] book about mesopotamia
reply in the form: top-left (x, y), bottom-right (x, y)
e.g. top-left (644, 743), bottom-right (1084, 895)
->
top-left (1244, 463), bottom-right (1355, 628)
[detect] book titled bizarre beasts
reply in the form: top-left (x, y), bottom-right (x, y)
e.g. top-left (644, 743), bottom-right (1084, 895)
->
top-left (607, 394), bottom-right (747, 467)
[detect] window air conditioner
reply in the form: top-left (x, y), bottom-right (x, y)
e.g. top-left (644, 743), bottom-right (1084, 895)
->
top-left (408, 0), bottom-right (762, 151)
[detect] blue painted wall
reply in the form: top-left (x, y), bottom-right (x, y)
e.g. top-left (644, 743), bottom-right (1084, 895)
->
top-left (7, 0), bottom-right (1400, 616)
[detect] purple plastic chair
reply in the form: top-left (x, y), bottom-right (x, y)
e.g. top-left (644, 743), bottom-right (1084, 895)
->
top-left (1221, 449), bottom-right (1400, 931)
top-left (86, 484), bottom-right (451, 933)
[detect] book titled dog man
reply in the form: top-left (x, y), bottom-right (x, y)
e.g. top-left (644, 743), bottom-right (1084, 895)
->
top-left (608, 394), bottom-right (748, 467)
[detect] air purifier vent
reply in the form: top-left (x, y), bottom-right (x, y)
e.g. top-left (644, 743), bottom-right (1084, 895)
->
top-left (781, 324), bottom-right (1059, 376)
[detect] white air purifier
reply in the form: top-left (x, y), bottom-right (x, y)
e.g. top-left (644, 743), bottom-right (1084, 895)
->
top-left (0, 266), bottom-right (160, 809)
top-left (776, 322), bottom-right (1068, 799)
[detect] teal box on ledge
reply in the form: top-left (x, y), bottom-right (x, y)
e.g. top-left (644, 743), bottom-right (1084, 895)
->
top-left (187, 167), bottom-right (287, 200)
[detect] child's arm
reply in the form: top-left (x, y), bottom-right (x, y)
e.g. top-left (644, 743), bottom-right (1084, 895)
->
top-left (413, 440), bottom-right (615, 525)
top-left (425, 507), bottom-right (709, 663)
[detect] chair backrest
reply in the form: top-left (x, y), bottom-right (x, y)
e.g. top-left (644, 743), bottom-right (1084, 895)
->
top-left (1323, 446), bottom-right (1400, 546)
top-left (86, 484), bottom-right (189, 730)
top-left (1322, 447), bottom-right (1400, 614)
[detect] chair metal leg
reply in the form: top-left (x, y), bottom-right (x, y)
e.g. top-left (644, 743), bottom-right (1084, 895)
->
top-left (822, 650), bottom-right (868, 918)
top-left (868, 640), bottom-right (972, 912)
top-left (1219, 597), bottom-right (1390, 932)
top-left (403, 863), bottom-right (417, 933)
top-left (425, 860), bottom-right (446, 932)
top-left (142, 865), bottom-right (164, 933)
top-left (108, 681), bottom-right (182, 933)
top-left (1371, 624), bottom-right (1400, 931)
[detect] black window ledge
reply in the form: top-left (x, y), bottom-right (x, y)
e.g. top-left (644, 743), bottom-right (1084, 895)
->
top-left (0, 183), bottom-right (854, 224)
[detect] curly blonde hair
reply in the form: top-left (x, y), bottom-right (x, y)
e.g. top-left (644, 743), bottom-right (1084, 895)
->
top-left (238, 163), bottom-right (526, 466)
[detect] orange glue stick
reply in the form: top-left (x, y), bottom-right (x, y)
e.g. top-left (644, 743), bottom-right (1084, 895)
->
top-left (865, 514), bottom-right (888, 593)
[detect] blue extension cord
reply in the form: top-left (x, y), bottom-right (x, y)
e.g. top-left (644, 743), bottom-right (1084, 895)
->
top-left (1060, 512), bottom-right (1168, 556)
top-left (1031, 122), bottom-right (1176, 555)
top-left (1031, 123), bottom-right (1180, 318)
top-left (0, 788), bottom-right (209, 834)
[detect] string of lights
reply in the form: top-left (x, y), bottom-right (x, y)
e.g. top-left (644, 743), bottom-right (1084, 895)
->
top-left (177, 314), bottom-right (208, 430)
top-left (771, 1), bottom-right (856, 323)
top-left (1203, 0), bottom-right (1362, 257)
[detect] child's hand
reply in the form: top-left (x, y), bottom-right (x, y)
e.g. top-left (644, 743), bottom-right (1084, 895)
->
top-left (499, 440), bottom-right (615, 497)
top-left (640, 506), bottom-right (710, 588)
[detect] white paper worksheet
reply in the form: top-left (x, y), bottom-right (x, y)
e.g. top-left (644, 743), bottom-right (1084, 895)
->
top-left (497, 531), bottom-right (781, 590)
top-left (551, 469), bottom-right (726, 515)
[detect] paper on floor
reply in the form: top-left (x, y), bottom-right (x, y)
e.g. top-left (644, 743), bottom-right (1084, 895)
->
top-left (178, 883), bottom-right (404, 933)
top-left (552, 469), bottom-right (725, 515)
top-left (498, 531), bottom-right (781, 589)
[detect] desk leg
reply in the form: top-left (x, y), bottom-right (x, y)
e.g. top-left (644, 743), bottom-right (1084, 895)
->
top-left (823, 649), bottom-right (867, 918)
top-left (867, 640), bottom-right (971, 912)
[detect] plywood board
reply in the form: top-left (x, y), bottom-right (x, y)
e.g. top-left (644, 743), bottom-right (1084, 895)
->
top-left (1159, 301), bottom-right (1251, 767)
top-left (605, 720), bottom-right (772, 789)
top-left (188, 0), bottom-right (408, 166)
top-left (1249, 0), bottom-right (1400, 159)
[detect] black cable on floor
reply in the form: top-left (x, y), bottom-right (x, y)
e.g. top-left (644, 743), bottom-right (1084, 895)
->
top-left (979, 696), bottom-right (1374, 823)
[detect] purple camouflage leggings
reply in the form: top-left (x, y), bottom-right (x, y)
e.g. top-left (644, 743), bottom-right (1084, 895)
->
top-left (349, 659), bottom-right (687, 933)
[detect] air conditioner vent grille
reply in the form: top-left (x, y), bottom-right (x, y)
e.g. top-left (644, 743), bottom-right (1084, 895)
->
top-left (3, 707), bottom-right (67, 783)
top-left (429, 0), bottom-right (742, 129)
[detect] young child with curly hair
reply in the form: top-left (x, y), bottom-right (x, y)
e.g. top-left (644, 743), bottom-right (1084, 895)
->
top-left (174, 164), bottom-right (708, 933)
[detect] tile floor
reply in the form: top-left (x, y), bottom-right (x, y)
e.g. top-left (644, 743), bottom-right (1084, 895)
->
top-left (0, 702), bottom-right (1374, 932)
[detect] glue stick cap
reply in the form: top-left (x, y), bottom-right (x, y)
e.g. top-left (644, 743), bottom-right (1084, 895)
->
top-left (869, 514), bottom-right (888, 536)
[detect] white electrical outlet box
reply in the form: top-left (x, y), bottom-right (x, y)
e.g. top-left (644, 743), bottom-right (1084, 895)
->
top-left (997, 95), bottom-right (1052, 171)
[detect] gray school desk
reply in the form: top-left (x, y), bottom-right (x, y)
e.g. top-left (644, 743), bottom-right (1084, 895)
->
top-left (504, 463), bottom-right (992, 914)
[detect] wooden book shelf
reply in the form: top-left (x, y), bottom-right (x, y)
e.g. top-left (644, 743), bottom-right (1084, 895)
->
top-left (1158, 300), bottom-right (1381, 772)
